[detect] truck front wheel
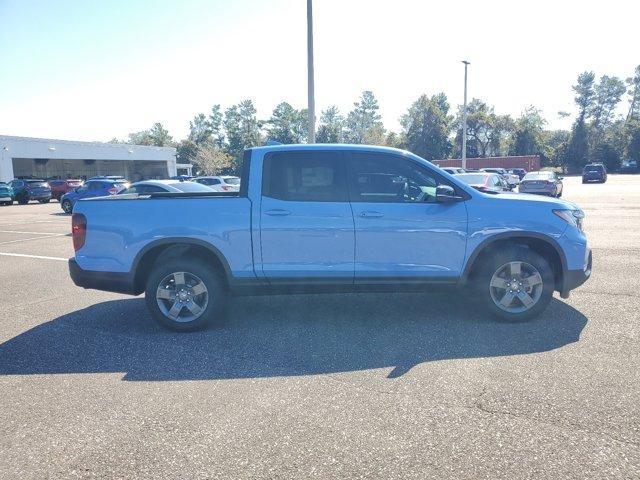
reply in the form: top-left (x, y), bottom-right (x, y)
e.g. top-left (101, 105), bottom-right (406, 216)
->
top-left (145, 258), bottom-right (226, 331)
top-left (476, 247), bottom-right (555, 321)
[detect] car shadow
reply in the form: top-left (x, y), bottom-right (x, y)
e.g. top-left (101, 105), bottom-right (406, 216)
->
top-left (0, 293), bottom-right (587, 381)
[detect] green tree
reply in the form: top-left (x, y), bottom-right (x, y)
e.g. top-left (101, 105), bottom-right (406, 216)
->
top-left (566, 117), bottom-right (589, 171)
top-left (189, 113), bottom-right (212, 145)
top-left (223, 100), bottom-right (262, 165)
top-left (400, 93), bottom-right (452, 160)
top-left (626, 119), bottom-right (640, 161)
top-left (345, 91), bottom-right (385, 144)
top-left (192, 143), bottom-right (233, 175)
top-left (209, 104), bottom-right (225, 149)
top-left (509, 107), bottom-right (546, 156)
top-left (454, 99), bottom-right (512, 157)
top-left (590, 75), bottom-right (626, 133)
top-left (626, 65), bottom-right (640, 121)
top-left (316, 106), bottom-right (344, 143)
top-left (265, 102), bottom-right (307, 144)
top-left (176, 139), bottom-right (198, 164)
top-left (127, 123), bottom-right (173, 147)
top-left (573, 71), bottom-right (596, 119)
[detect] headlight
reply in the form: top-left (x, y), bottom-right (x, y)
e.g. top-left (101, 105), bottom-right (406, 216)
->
top-left (553, 209), bottom-right (585, 231)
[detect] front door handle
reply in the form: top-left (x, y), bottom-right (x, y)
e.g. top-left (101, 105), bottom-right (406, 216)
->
top-left (264, 209), bottom-right (292, 216)
top-left (360, 211), bottom-right (384, 218)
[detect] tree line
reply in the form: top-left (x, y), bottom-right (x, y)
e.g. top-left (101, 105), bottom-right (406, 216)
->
top-left (115, 65), bottom-right (640, 175)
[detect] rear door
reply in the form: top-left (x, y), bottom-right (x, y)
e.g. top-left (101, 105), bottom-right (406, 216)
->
top-left (346, 152), bottom-right (468, 283)
top-left (259, 150), bottom-right (354, 282)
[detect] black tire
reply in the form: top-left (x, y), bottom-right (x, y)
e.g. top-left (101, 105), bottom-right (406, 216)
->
top-left (557, 189), bottom-right (563, 198)
top-left (145, 257), bottom-right (227, 332)
top-left (18, 196), bottom-right (29, 205)
top-left (474, 246), bottom-right (555, 322)
top-left (61, 200), bottom-right (73, 214)
top-left (39, 199), bottom-right (50, 204)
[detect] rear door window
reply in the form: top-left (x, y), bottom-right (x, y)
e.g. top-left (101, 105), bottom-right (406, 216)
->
top-left (263, 151), bottom-right (347, 202)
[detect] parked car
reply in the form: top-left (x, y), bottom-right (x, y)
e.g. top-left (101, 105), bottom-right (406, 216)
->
top-left (60, 178), bottom-right (129, 213)
top-left (0, 182), bottom-right (14, 205)
top-left (441, 167), bottom-right (466, 175)
top-left (480, 168), bottom-right (519, 189)
top-left (119, 180), bottom-right (215, 194)
top-left (194, 176), bottom-right (241, 192)
top-left (9, 179), bottom-right (52, 204)
top-left (69, 144), bottom-right (591, 331)
top-left (48, 179), bottom-right (84, 201)
top-left (519, 171), bottom-right (564, 197)
top-left (455, 172), bottom-right (510, 193)
top-left (508, 168), bottom-right (527, 180)
top-left (582, 163), bottom-right (607, 183)
top-left (620, 160), bottom-right (638, 174)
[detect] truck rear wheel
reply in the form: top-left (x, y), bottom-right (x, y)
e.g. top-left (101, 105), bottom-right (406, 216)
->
top-left (476, 247), bottom-right (555, 321)
top-left (145, 258), bottom-right (226, 332)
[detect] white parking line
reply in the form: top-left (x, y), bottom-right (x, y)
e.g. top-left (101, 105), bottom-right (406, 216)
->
top-left (0, 252), bottom-right (67, 261)
top-left (0, 230), bottom-right (68, 235)
top-left (0, 234), bottom-right (66, 246)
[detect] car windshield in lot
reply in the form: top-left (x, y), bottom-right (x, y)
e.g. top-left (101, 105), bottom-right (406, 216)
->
top-left (170, 182), bottom-right (215, 192)
top-left (584, 165), bottom-right (603, 172)
top-left (26, 181), bottom-right (49, 187)
top-left (523, 172), bottom-right (553, 181)
top-left (456, 173), bottom-right (489, 184)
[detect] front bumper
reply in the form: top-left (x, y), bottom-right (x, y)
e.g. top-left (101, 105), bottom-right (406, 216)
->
top-left (561, 249), bottom-right (592, 297)
top-left (0, 196), bottom-right (12, 202)
top-left (69, 258), bottom-right (138, 295)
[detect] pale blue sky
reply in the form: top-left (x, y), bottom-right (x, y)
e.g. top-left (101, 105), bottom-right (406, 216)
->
top-left (1, 0), bottom-right (638, 141)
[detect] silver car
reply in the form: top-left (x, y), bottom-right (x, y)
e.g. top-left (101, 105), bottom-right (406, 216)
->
top-left (518, 171), bottom-right (564, 197)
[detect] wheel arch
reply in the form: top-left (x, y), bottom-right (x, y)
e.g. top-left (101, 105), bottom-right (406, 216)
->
top-left (131, 238), bottom-right (232, 294)
top-left (462, 232), bottom-right (567, 291)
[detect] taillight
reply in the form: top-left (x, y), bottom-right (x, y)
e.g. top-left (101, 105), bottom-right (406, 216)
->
top-left (72, 213), bottom-right (86, 251)
top-left (107, 187), bottom-right (118, 195)
top-left (221, 185), bottom-right (230, 191)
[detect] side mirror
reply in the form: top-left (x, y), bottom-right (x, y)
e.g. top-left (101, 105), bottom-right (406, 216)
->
top-left (435, 185), bottom-right (461, 203)
top-left (558, 176), bottom-right (564, 180)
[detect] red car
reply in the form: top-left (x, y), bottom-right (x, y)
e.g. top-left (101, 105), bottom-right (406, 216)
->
top-left (48, 179), bottom-right (84, 201)
top-left (455, 172), bottom-right (510, 194)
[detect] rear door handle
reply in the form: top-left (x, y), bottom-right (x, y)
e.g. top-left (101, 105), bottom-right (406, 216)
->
top-left (360, 211), bottom-right (384, 218)
top-left (264, 209), bottom-right (292, 216)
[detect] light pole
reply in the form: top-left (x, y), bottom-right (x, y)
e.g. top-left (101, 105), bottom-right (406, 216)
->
top-left (307, 0), bottom-right (316, 143)
top-left (461, 60), bottom-right (470, 169)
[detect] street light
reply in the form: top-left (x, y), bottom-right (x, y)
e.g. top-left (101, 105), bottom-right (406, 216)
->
top-left (461, 60), bottom-right (470, 169)
top-left (307, 0), bottom-right (316, 143)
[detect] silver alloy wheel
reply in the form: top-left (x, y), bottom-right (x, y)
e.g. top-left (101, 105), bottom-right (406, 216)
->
top-left (156, 271), bottom-right (209, 323)
top-left (489, 261), bottom-right (544, 314)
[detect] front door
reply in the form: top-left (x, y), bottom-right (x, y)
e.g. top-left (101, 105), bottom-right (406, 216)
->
top-left (346, 152), bottom-right (468, 283)
top-left (259, 150), bottom-right (354, 283)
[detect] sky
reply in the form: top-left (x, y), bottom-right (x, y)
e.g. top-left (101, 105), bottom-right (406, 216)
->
top-left (0, 0), bottom-right (638, 142)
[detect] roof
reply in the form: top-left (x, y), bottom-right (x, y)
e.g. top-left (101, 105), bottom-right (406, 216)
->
top-left (250, 143), bottom-right (412, 156)
top-left (0, 134), bottom-right (174, 152)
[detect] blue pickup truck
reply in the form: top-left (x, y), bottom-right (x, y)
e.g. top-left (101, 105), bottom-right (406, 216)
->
top-left (69, 145), bottom-right (591, 331)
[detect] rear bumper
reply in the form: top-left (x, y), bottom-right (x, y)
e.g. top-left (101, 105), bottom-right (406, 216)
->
top-left (561, 250), bottom-right (592, 296)
top-left (69, 258), bottom-right (138, 295)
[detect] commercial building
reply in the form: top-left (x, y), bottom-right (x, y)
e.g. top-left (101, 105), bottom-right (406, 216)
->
top-left (0, 135), bottom-right (177, 182)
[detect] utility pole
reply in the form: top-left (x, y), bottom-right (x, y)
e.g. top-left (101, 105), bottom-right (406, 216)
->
top-left (307, 0), bottom-right (316, 143)
top-left (461, 60), bottom-right (470, 169)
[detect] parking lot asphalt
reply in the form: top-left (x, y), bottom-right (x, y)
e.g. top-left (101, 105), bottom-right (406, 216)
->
top-left (0, 176), bottom-right (639, 479)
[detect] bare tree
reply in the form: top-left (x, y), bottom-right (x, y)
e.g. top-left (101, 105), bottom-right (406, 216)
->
top-left (192, 143), bottom-right (232, 175)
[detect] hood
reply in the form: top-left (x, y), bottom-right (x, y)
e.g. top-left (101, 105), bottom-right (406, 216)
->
top-left (488, 192), bottom-right (581, 210)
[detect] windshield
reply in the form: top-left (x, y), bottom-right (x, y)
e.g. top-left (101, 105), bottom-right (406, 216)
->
top-left (523, 172), bottom-right (552, 180)
top-left (26, 181), bottom-right (48, 187)
top-left (222, 177), bottom-right (240, 185)
top-left (584, 165), bottom-right (603, 172)
top-left (172, 182), bottom-right (217, 192)
top-left (456, 174), bottom-right (489, 185)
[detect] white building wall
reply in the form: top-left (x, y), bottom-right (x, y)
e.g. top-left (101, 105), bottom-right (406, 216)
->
top-left (0, 135), bottom-right (177, 182)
